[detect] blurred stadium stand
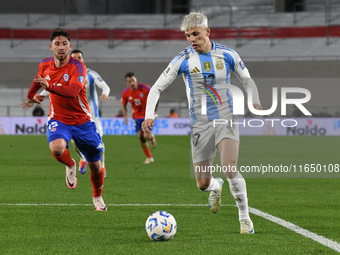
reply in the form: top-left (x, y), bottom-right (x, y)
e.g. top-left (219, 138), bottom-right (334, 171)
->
top-left (0, 0), bottom-right (340, 117)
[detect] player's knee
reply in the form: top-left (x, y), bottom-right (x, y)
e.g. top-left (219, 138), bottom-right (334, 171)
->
top-left (51, 147), bottom-right (65, 157)
top-left (50, 144), bottom-right (65, 157)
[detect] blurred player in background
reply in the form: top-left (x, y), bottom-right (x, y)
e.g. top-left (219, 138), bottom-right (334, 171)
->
top-left (21, 28), bottom-right (107, 211)
top-left (70, 49), bottom-right (110, 176)
top-left (121, 72), bottom-right (157, 164)
top-left (167, 108), bottom-right (178, 118)
top-left (143, 13), bottom-right (263, 233)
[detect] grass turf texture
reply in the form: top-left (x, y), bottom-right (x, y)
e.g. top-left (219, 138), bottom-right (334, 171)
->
top-left (0, 135), bottom-right (339, 254)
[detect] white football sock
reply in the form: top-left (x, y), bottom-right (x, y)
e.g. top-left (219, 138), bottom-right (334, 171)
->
top-left (227, 172), bottom-right (250, 221)
top-left (204, 177), bottom-right (220, 192)
top-left (101, 144), bottom-right (105, 167)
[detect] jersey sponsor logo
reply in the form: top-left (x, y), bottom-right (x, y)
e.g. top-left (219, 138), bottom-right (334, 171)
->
top-left (63, 73), bottom-right (69, 82)
top-left (78, 75), bottom-right (85, 84)
top-left (190, 67), bottom-right (201, 74)
top-left (45, 75), bottom-right (51, 80)
top-left (239, 60), bottom-right (246, 70)
top-left (215, 58), bottom-right (224, 70)
top-left (203, 62), bottom-right (212, 72)
top-left (139, 93), bottom-right (144, 98)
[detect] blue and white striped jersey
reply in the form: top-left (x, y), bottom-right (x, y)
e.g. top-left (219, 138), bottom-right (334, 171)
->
top-left (86, 68), bottom-right (110, 119)
top-left (146, 42), bottom-right (261, 124)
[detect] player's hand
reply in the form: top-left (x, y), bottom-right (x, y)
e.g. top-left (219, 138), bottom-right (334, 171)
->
top-left (27, 94), bottom-right (46, 104)
top-left (34, 75), bottom-right (49, 90)
top-left (124, 118), bottom-right (128, 125)
top-left (20, 100), bottom-right (34, 109)
top-left (101, 94), bottom-right (109, 102)
top-left (253, 103), bottom-right (263, 110)
top-left (142, 118), bottom-right (155, 135)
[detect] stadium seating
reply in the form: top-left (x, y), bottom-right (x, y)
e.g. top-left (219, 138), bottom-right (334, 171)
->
top-left (0, 0), bottom-right (340, 62)
top-left (1, 0), bottom-right (340, 117)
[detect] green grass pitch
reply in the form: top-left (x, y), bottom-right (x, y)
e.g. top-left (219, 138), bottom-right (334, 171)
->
top-left (0, 135), bottom-right (340, 254)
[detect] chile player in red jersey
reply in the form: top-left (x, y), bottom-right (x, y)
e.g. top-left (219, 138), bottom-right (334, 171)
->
top-left (23, 28), bottom-right (107, 211)
top-left (121, 72), bottom-right (157, 164)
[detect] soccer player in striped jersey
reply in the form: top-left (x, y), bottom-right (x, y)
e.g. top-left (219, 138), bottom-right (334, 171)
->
top-left (23, 28), bottom-right (107, 211)
top-left (121, 72), bottom-right (157, 164)
top-left (142, 13), bottom-right (263, 233)
top-left (70, 49), bottom-right (110, 177)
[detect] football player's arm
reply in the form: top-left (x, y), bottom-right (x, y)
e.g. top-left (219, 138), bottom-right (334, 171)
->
top-left (145, 86), bottom-right (160, 117)
top-left (93, 73), bottom-right (110, 102)
top-left (231, 53), bottom-right (262, 111)
top-left (121, 95), bottom-right (128, 125)
top-left (22, 87), bottom-right (50, 109)
top-left (155, 98), bottom-right (160, 113)
top-left (143, 59), bottom-right (181, 133)
top-left (27, 74), bottom-right (46, 103)
top-left (47, 83), bottom-right (82, 98)
top-left (46, 66), bottom-right (85, 98)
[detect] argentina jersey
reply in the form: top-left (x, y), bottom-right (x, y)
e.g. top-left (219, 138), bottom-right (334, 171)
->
top-left (86, 69), bottom-right (101, 119)
top-left (160, 42), bottom-right (255, 124)
top-left (145, 42), bottom-right (260, 124)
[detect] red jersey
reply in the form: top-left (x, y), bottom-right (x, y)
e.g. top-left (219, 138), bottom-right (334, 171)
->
top-left (27, 56), bottom-right (91, 126)
top-left (121, 83), bottom-right (150, 119)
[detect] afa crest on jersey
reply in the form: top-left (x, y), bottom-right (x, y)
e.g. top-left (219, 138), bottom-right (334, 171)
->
top-left (215, 58), bottom-right (224, 70)
top-left (78, 75), bottom-right (85, 84)
top-left (63, 73), bottom-right (69, 81)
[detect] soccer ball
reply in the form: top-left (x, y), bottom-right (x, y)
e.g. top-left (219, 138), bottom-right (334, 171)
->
top-left (145, 211), bottom-right (177, 241)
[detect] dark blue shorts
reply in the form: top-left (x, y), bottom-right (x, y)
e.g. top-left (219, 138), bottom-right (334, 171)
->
top-left (46, 119), bottom-right (103, 162)
top-left (133, 118), bottom-right (145, 132)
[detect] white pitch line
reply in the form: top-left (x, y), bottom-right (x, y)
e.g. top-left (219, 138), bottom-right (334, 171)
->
top-left (249, 207), bottom-right (340, 253)
top-left (0, 203), bottom-right (235, 207)
top-left (1, 202), bottom-right (339, 252)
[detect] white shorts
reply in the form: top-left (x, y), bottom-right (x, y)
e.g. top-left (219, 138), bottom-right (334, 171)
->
top-left (191, 117), bottom-right (240, 164)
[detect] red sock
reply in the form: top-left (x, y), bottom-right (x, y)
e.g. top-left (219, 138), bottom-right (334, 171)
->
top-left (91, 169), bottom-right (104, 197)
top-left (143, 148), bottom-right (152, 158)
top-left (51, 148), bottom-right (74, 167)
